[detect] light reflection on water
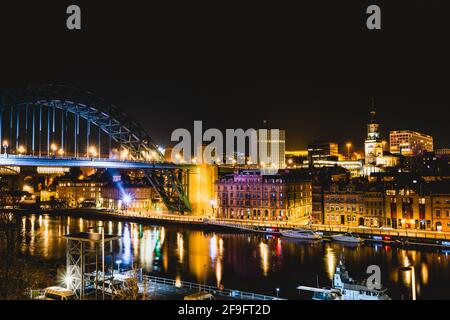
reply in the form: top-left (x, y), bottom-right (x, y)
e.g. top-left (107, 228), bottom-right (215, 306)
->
top-left (16, 213), bottom-right (450, 299)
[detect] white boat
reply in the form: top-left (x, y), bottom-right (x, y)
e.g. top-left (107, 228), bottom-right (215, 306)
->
top-left (331, 233), bottom-right (364, 243)
top-left (297, 257), bottom-right (391, 300)
top-left (280, 229), bottom-right (322, 240)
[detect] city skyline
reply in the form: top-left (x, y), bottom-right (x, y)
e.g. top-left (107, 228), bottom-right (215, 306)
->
top-left (1, 1), bottom-right (450, 305)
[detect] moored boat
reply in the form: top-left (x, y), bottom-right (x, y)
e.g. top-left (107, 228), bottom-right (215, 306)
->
top-left (280, 229), bottom-right (322, 240)
top-left (297, 257), bottom-right (391, 300)
top-left (331, 233), bottom-right (364, 243)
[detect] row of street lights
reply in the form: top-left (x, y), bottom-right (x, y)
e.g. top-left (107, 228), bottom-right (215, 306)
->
top-left (1, 139), bottom-right (99, 157)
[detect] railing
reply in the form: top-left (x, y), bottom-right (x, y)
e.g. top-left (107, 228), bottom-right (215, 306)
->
top-left (1, 153), bottom-right (166, 164)
top-left (310, 224), bottom-right (450, 240)
top-left (142, 275), bottom-right (283, 300)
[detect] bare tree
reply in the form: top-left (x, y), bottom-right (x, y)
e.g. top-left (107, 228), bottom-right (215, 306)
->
top-left (0, 213), bottom-right (51, 299)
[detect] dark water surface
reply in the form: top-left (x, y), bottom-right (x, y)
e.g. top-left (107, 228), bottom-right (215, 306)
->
top-left (18, 213), bottom-right (450, 299)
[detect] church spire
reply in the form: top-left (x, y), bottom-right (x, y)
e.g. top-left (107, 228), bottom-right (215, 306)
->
top-left (369, 97), bottom-right (376, 123)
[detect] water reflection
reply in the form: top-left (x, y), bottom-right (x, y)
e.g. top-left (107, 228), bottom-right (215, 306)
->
top-left (14, 213), bottom-right (450, 299)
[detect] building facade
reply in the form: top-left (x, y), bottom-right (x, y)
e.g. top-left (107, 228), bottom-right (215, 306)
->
top-left (100, 185), bottom-right (154, 211)
top-left (363, 187), bottom-right (385, 227)
top-left (307, 141), bottom-right (339, 162)
top-left (384, 188), bottom-right (433, 230)
top-left (389, 130), bottom-right (434, 156)
top-left (323, 183), bottom-right (365, 227)
top-left (56, 181), bottom-right (106, 207)
top-left (215, 170), bottom-right (312, 222)
top-left (432, 195), bottom-right (450, 232)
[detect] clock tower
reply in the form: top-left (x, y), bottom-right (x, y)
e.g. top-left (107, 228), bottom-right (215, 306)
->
top-left (364, 99), bottom-right (383, 165)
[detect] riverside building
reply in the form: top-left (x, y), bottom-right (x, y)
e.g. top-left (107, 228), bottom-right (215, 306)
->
top-left (215, 170), bottom-right (312, 222)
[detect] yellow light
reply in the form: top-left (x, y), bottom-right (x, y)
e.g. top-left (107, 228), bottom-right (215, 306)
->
top-left (88, 146), bottom-right (98, 157)
top-left (58, 148), bottom-right (64, 156)
top-left (18, 145), bottom-right (26, 154)
top-left (50, 143), bottom-right (57, 151)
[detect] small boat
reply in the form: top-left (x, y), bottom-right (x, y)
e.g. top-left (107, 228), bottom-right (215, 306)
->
top-left (280, 229), bottom-right (322, 240)
top-left (297, 257), bottom-right (391, 300)
top-left (331, 233), bottom-right (364, 243)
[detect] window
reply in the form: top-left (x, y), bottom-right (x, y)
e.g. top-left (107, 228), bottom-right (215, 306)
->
top-left (436, 209), bottom-right (441, 218)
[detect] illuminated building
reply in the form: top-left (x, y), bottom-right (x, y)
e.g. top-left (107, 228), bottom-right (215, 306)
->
top-left (364, 102), bottom-right (383, 166)
top-left (436, 148), bottom-right (450, 158)
top-left (384, 182), bottom-right (450, 231)
top-left (363, 187), bottom-right (385, 227)
top-left (188, 163), bottom-right (218, 216)
top-left (36, 167), bottom-right (70, 175)
top-left (301, 159), bottom-right (363, 178)
top-left (257, 129), bottom-right (286, 170)
top-left (285, 150), bottom-right (308, 168)
top-left (215, 170), bottom-right (312, 222)
top-left (101, 185), bottom-right (154, 211)
top-left (432, 194), bottom-right (450, 232)
top-left (285, 150), bottom-right (308, 157)
top-left (324, 182), bottom-right (365, 227)
top-left (56, 181), bottom-right (106, 207)
top-left (389, 130), bottom-right (434, 156)
top-left (307, 141), bottom-right (339, 162)
top-left (384, 188), bottom-right (432, 230)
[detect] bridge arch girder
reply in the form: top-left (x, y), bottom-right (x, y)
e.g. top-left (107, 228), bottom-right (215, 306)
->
top-left (1, 84), bottom-right (191, 213)
top-left (5, 84), bottom-right (164, 161)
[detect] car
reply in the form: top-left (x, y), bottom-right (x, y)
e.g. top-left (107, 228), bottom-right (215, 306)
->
top-left (184, 292), bottom-right (215, 300)
top-left (43, 286), bottom-right (76, 300)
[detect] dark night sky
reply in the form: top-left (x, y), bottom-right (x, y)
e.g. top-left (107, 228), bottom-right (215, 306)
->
top-left (0, 1), bottom-right (448, 152)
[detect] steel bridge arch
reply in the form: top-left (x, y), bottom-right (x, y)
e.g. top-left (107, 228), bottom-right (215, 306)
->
top-left (4, 84), bottom-right (164, 161)
top-left (1, 84), bottom-right (191, 213)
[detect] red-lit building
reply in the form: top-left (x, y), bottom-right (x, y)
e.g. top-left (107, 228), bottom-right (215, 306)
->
top-left (215, 170), bottom-right (312, 222)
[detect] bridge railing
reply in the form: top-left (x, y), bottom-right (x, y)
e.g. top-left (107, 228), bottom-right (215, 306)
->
top-left (1, 153), bottom-right (169, 164)
top-left (142, 275), bottom-right (282, 300)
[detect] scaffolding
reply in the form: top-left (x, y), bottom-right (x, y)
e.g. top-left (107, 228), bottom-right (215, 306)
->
top-left (63, 231), bottom-right (120, 300)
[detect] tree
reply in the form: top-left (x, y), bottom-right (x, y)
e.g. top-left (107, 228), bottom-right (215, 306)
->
top-left (0, 213), bottom-right (51, 299)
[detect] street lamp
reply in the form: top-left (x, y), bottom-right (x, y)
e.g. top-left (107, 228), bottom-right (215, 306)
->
top-left (18, 145), bottom-right (26, 154)
top-left (89, 225), bottom-right (105, 300)
top-left (382, 140), bottom-right (387, 151)
top-left (210, 199), bottom-right (217, 219)
top-left (346, 142), bottom-right (352, 160)
top-left (58, 148), bottom-right (65, 157)
top-left (88, 146), bottom-right (98, 158)
top-left (399, 265), bottom-right (416, 300)
top-left (50, 143), bottom-right (57, 156)
top-left (2, 140), bottom-right (8, 155)
top-left (276, 287), bottom-right (280, 300)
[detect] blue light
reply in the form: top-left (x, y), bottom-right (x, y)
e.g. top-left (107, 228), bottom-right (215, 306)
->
top-left (123, 193), bottom-right (132, 205)
top-left (442, 241), bottom-right (450, 247)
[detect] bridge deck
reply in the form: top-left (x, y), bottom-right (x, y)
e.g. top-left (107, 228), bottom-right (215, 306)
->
top-left (0, 155), bottom-right (188, 169)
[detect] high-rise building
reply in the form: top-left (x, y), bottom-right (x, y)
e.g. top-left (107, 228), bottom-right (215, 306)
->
top-left (389, 130), bottom-right (434, 156)
top-left (307, 141), bottom-right (339, 161)
top-left (257, 129), bottom-right (285, 170)
top-left (364, 101), bottom-right (383, 165)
